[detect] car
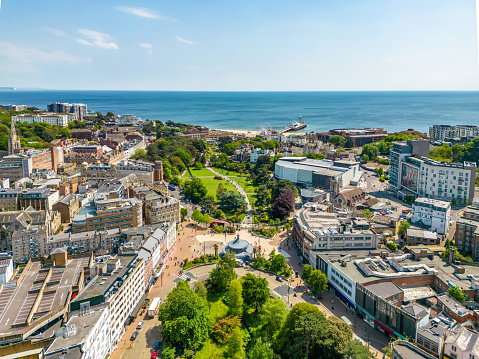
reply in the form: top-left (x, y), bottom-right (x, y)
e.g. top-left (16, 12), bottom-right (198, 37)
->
top-left (151, 351), bottom-right (158, 359)
top-left (276, 276), bottom-right (284, 282)
top-left (130, 331), bottom-right (139, 341)
top-left (136, 321), bottom-right (144, 329)
top-left (154, 340), bottom-right (161, 350)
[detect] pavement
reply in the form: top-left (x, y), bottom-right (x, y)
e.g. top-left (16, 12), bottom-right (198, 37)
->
top-left (111, 223), bottom-right (388, 359)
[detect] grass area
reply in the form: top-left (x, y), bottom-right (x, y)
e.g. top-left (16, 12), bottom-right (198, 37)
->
top-left (203, 178), bottom-right (237, 200)
top-left (189, 167), bottom-right (216, 178)
top-left (211, 167), bottom-right (257, 205)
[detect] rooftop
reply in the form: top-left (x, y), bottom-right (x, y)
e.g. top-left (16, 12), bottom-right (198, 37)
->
top-left (0, 255), bottom-right (92, 341)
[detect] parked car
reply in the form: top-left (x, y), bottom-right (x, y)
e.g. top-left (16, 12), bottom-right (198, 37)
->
top-left (137, 321), bottom-right (144, 330)
top-left (154, 340), bottom-right (161, 350)
top-left (130, 331), bottom-right (139, 341)
top-left (276, 276), bottom-right (284, 282)
top-left (151, 351), bottom-right (158, 359)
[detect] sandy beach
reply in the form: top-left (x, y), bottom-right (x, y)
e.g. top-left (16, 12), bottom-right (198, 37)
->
top-left (214, 128), bottom-right (261, 137)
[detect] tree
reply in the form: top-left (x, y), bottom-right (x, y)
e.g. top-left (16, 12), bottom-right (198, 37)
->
top-left (448, 286), bottom-right (466, 302)
top-left (269, 253), bottom-right (288, 274)
top-left (398, 221), bottom-right (410, 238)
top-left (249, 337), bottom-right (276, 359)
top-left (289, 312), bottom-right (327, 359)
top-left (260, 297), bottom-right (288, 339)
top-left (200, 196), bottom-right (216, 214)
top-left (131, 148), bottom-right (147, 160)
top-left (184, 178), bottom-right (207, 204)
top-left (345, 137), bottom-right (355, 148)
top-left (362, 209), bottom-right (371, 218)
top-left (265, 140), bottom-right (279, 150)
top-left (241, 273), bottom-right (269, 311)
top-left (227, 327), bottom-right (244, 359)
top-left (301, 264), bottom-right (313, 283)
top-left (161, 344), bottom-right (176, 359)
top-left (194, 281), bottom-right (207, 299)
top-left (192, 209), bottom-right (204, 224)
top-left (271, 188), bottom-right (295, 220)
top-left (329, 135), bottom-right (346, 147)
top-left (174, 148), bottom-right (192, 166)
top-left (345, 339), bottom-right (375, 359)
top-left (209, 252), bottom-right (236, 293)
top-left (214, 208), bottom-right (226, 220)
top-left (216, 183), bottom-right (226, 199)
top-left (307, 270), bottom-right (328, 297)
top-left (429, 144), bottom-right (453, 162)
top-left (180, 208), bottom-right (188, 221)
top-left (219, 191), bottom-right (246, 212)
top-left (255, 185), bottom-right (270, 208)
top-left (362, 154), bottom-right (369, 162)
top-left (214, 243), bottom-right (219, 257)
top-left (386, 242), bottom-right (398, 251)
top-left (271, 179), bottom-right (299, 200)
top-left (362, 144), bottom-right (380, 159)
top-left (274, 303), bottom-right (320, 355)
top-left (227, 279), bottom-right (244, 317)
top-left (158, 281), bottom-right (213, 350)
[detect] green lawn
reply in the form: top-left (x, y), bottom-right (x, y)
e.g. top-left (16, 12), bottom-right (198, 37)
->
top-left (211, 167), bottom-right (257, 206)
top-left (202, 178), bottom-right (237, 200)
top-left (189, 167), bottom-right (217, 178)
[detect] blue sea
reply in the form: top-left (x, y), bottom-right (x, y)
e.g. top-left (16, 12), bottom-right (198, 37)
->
top-left (0, 91), bottom-right (478, 133)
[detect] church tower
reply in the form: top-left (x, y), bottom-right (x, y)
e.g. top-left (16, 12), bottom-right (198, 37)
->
top-left (8, 118), bottom-right (21, 155)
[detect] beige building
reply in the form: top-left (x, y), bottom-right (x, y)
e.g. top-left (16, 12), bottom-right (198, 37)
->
top-left (71, 197), bottom-right (142, 233)
top-left (52, 194), bottom-right (80, 222)
top-left (130, 186), bottom-right (180, 224)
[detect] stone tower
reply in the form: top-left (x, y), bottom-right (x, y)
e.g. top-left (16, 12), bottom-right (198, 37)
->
top-left (8, 118), bottom-right (21, 155)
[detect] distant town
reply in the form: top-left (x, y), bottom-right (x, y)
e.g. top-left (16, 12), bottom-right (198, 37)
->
top-left (1, 102), bottom-right (479, 359)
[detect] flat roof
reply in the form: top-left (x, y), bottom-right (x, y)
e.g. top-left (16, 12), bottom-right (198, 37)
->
top-left (46, 309), bottom-right (105, 356)
top-left (366, 282), bottom-right (402, 299)
top-left (0, 255), bottom-right (92, 338)
top-left (71, 255), bottom-right (135, 301)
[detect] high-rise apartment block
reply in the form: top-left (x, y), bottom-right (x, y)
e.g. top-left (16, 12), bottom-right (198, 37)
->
top-left (389, 139), bottom-right (476, 204)
top-left (47, 102), bottom-right (87, 120)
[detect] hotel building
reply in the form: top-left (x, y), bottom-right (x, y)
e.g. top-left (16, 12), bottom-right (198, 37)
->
top-left (389, 139), bottom-right (476, 204)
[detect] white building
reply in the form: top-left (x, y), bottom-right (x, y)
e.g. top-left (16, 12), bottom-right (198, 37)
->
top-left (429, 124), bottom-right (479, 141)
top-left (114, 114), bottom-right (142, 125)
top-left (13, 112), bottom-right (78, 127)
top-left (389, 140), bottom-right (476, 204)
top-left (443, 327), bottom-right (479, 359)
top-left (327, 261), bottom-right (357, 309)
top-left (274, 157), bottom-right (361, 190)
top-left (412, 198), bottom-right (451, 235)
top-left (249, 148), bottom-right (274, 163)
top-left (0, 256), bottom-right (14, 285)
top-left (46, 307), bottom-right (112, 359)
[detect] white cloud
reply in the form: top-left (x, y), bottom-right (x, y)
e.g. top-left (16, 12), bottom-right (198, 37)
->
top-left (77, 29), bottom-right (119, 50)
top-left (139, 43), bottom-right (153, 49)
top-left (139, 43), bottom-right (153, 55)
top-left (176, 36), bottom-right (194, 45)
top-left (115, 6), bottom-right (176, 21)
top-left (42, 27), bottom-right (67, 37)
top-left (0, 41), bottom-right (91, 72)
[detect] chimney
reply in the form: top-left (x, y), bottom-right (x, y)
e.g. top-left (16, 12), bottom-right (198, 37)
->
top-left (449, 247), bottom-right (455, 263)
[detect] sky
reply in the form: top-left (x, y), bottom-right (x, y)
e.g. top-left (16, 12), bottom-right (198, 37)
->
top-left (0, 0), bottom-right (477, 91)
